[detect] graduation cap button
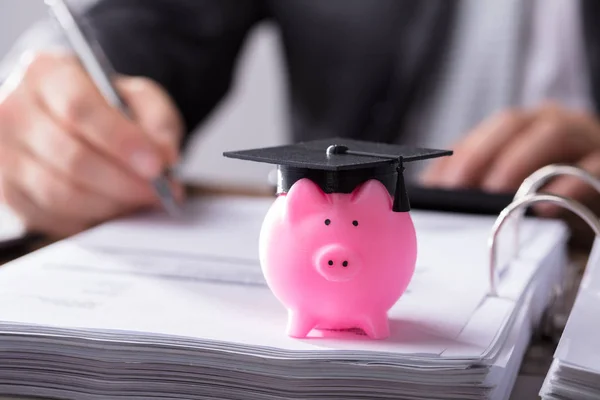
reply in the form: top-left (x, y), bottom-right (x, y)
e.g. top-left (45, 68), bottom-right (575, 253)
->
top-left (326, 144), bottom-right (349, 156)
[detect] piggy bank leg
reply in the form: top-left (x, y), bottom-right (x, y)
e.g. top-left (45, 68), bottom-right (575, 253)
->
top-left (286, 310), bottom-right (317, 338)
top-left (359, 314), bottom-right (390, 339)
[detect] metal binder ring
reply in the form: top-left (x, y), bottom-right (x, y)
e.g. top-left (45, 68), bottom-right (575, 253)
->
top-left (488, 193), bottom-right (600, 297)
top-left (514, 164), bottom-right (600, 199)
top-left (512, 164), bottom-right (600, 255)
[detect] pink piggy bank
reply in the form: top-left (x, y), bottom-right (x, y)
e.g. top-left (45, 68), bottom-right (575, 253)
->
top-left (259, 177), bottom-right (417, 339)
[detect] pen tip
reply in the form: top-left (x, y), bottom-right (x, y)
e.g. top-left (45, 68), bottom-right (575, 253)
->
top-left (152, 177), bottom-right (184, 218)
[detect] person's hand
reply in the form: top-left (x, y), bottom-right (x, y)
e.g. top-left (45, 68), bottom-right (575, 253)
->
top-left (421, 102), bottom-right (600, 219)
top-left (0, 52), bottom-right (185, 238)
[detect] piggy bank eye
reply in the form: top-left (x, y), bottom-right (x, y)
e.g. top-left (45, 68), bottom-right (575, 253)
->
top-left (352, 220), bottom-right (359, 227)
top-left (324, 219), bottom-right (331, 226)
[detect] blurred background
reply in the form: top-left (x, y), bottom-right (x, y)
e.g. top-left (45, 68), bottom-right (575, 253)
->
top-left (0, 0), bottom-right (287, 189)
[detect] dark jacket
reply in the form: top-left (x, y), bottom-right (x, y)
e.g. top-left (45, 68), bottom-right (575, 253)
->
top-left (81, 0), bottom-right (600, 146)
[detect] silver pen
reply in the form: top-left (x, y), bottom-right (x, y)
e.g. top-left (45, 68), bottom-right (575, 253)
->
top-left (45, 0), bottom-right (181, 217)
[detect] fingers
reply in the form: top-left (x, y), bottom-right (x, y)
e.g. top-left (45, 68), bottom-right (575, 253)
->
top-left (116, 77), bottom-right (184, 165)
top-left (18, 99), bottom-right (158, 208)
top-left (421, 110), bottom-right (534, 188)
top-left (25, 53), bottom-right (164, 179)
top-left (0, 139), bottom-right (124, 223)
top-left (0, 61), bottom-right (154, 235)
top-left (480, 112), bottom-right (594, 193)
top-left (0, 52), bottom-right (187, 238)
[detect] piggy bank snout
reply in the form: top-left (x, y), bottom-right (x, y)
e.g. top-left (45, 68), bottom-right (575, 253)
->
top-left (314, 244), bottom-right (361, 282)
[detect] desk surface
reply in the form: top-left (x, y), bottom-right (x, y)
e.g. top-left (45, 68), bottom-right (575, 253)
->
top-left (0, 184), bottom-right (588, 400)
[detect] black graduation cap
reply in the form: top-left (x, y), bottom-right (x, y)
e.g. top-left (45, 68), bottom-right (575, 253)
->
top-left (223, 138), bottom-right (452, 212)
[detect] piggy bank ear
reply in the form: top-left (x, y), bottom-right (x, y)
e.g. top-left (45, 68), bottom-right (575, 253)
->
top-left (351, 180), bottom-right (392, 210)
top-left (284, 179), bottom-right (329, 223)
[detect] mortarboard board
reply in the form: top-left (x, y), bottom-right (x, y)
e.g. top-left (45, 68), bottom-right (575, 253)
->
top-left (223, 138), bottom-right (452, 212)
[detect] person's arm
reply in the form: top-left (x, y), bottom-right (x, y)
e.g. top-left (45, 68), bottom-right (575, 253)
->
top-left (81, 0), bottom-right (266, 141)
top-left (0, 0), bottom-right (264, 238)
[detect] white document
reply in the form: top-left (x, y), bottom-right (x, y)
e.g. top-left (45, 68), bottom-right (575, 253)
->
top-left (0, 196), bottom-right (569, 400)
top-left (0, 197), bottom-right (566, 357)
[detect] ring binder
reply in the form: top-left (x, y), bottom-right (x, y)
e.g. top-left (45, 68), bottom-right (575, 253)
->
top-left (0, 187), bottom-right (578, 400)
top-left (488, 193), bottom-right (600, 297)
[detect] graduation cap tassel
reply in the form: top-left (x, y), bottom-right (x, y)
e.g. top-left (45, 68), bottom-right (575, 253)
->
top-left (393, 159), bottom-right (410, 212)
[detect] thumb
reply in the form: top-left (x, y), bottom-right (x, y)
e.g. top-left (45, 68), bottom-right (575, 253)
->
top-left (116, 76), bottom-right (184, 166)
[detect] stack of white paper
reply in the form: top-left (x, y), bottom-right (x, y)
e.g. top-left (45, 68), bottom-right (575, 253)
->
top-left (540, 238), bottom-right (600, 400)
top-left (0, 197), bottom-right (569, 400)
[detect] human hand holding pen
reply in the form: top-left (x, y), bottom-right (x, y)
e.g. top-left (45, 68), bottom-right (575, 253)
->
top-left (0, 53), bottom-right (185, 238)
